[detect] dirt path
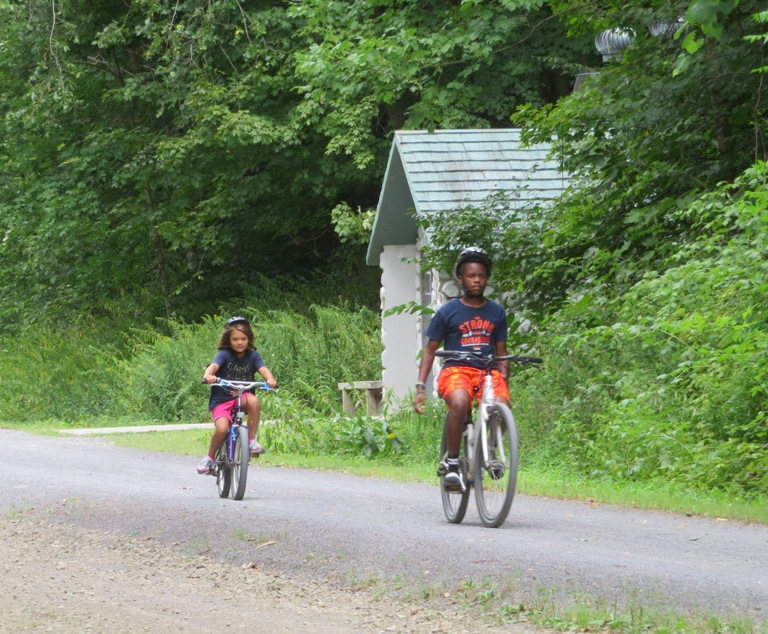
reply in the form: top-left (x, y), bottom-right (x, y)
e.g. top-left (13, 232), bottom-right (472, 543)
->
top-left (1, 515), bottom-right (528, 633)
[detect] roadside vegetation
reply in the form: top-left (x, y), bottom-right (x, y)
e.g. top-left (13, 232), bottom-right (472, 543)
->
top-left (2, 267), bottom-right (766, 526)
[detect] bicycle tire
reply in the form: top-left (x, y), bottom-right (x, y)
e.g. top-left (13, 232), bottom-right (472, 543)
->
top-left (439, 413), bottom-right (470, 524)
top-left (231, 425), bottom-right (250, 501)
top-left (474, 403), bottom-right (518, 528)
top-left (216, 444), bottom-right (231, 499)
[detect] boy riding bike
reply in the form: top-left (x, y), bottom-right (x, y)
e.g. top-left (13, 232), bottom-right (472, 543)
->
top-left (413, 247), bottom-right (510, 491)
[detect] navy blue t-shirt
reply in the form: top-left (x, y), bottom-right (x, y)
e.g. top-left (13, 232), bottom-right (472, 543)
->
top-left (208, 348), bottom-right (266, 410)
top-left (425, 298), bottom-right (508, 369)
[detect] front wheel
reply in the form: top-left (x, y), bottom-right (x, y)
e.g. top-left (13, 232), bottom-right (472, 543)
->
top-left (231, 425), bottom-right (250, 500)
top-left (216, 444), bottom-right (231, 499)
top-left (474, 403), bottom-right (518, 528)
top-left (439, 413), bottom-right (470, 524)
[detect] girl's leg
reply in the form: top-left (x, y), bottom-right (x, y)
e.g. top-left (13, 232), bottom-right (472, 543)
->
top-left (199, 413), bottom-right (231, 474)
top-left (207, 416), bottom-right (230, 458)
top-left (243, 393), bottom-right (262, 441)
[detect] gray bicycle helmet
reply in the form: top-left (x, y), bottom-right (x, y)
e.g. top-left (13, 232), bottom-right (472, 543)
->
top-left (226, 316), bottom-right (250, 327)
top-left (455, 247), bottom-right (492, 277)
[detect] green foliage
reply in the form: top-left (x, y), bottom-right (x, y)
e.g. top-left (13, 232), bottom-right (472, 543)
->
top-left (331, 202), bottom-right (376, 245)
top-left (290, 0), bottom-right (592, 165)
top-left (263, 413), bottom-right (405, 458)
top-left (0, 0), bottom-right (382, 330)
top-left (417, 190), bottom-right (555, 313)
top-left (0, 0), bottom-right (589, 331)
top-left (111, 302), bottom-right (383, 424)
top-left (514, 0), bottom-right (768, 309)
top-left (510, 164), bottom-right (768, 496)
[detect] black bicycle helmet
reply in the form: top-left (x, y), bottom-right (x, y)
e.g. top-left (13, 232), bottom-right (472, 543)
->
top-left (226, 316), bottom-right (250, 327)
top-left (455, 247), bottom-right (492, 277)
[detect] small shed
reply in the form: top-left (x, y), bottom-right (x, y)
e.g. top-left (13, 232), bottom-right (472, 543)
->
top-left (366, 129), bottom-right (568, 404)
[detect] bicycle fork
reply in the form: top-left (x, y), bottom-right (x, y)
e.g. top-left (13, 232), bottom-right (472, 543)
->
top-left (477, 372), bottom-right (506, 472)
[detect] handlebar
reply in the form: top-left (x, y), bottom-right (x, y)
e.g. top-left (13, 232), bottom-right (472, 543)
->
top-left (434, 349), bottom-right (543, 366)
top-left (202, 378), bottom-right (278, 392)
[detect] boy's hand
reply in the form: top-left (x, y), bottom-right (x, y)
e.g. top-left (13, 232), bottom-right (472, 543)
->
top-left (413, 392), bottom-right (426, 415)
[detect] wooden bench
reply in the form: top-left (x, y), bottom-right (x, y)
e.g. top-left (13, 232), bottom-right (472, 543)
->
top-left (338, 381), bottom-right (384, 417)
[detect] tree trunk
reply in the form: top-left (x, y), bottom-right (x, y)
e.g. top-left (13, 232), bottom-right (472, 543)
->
top-left (144, 186), bottom-right (174, 319)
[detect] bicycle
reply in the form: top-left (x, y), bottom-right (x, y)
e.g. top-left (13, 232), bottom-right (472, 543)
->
top-left (204, 378), bottom-right (277, 501)
top-left (435, 349), bottom-right (542, 528)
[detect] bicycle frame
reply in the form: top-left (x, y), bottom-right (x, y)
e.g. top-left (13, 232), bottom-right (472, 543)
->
top-left (449, 370), bottom-right (502, 485)
top-left (223, 389), bottom-right (248, 462)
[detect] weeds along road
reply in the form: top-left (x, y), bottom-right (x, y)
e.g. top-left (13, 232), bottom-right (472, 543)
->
top-left (1, 428), bottom-right (766, 631)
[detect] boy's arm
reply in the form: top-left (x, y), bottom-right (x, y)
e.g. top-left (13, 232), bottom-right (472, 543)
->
top-left (413, 339), bottom-right (440, 414)
top-left (495, 341), bottom-right (509, 380)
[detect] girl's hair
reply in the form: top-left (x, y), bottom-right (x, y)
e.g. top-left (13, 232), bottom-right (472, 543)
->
top-left (217, 322), bottom-right (256, 351)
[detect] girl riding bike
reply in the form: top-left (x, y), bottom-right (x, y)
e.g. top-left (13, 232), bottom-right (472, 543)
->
top-left (198, 316), bottom-right (278, 475)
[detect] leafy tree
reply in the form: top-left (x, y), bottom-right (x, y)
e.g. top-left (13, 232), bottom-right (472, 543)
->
top-left (0, 0), bottom-right (378, 328)
top-left (511, 0), bottom-right (768, 310)
top-left (290, 0), bottom-right (595, 168)
top-left (0, 0), bottom-right (593, 330)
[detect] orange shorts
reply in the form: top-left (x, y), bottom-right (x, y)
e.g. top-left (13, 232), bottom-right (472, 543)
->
top-left (437, 366), bottom-right (510, 406)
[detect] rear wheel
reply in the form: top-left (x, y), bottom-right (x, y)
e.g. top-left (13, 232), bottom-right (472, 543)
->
top-left (439, 413), bottom-right (470, 524)
top-left (474, 403), bottom-right (518, 528)
top-left (231, 425), bottom-right (250, 500)
top-left (216, 443), bottom-right (231, 499)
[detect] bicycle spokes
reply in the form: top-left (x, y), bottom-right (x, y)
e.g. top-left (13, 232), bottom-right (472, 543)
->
top-left (474, 406), bottom-right (518, 528)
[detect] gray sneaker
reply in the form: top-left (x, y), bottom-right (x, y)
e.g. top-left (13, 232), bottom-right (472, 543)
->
top-left (197, 456), bottom-right (215, 475)
top-left (443, 461), bottom-right (466, 492)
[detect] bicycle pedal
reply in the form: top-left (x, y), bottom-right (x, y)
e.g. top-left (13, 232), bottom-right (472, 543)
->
top-left (488, 461), bottom-right (505, 480)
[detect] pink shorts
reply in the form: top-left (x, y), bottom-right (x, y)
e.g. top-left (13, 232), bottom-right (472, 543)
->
top-left (211, 399), bottom-right (237, 423)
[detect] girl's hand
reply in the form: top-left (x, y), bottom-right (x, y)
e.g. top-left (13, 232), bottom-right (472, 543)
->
top-left (267, 378), bottom-right (277, 389)
top-left (203, 375), bottom-right (218, 385)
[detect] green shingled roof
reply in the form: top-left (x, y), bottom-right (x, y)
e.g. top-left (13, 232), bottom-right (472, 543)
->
top-left (366, 129), bottom-right (568, 266)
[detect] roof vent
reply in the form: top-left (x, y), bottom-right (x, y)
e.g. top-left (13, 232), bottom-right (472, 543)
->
top-left (649, 18), bottom-right (686, 38)
top-left (594, 28), bottom-right (634, 62)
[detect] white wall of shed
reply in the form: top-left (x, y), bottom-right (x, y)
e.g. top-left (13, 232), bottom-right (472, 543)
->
top-left (380, 245), bottom-right (420, 404)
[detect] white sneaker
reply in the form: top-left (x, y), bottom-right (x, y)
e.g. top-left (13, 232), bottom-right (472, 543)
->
top-left (197, 456), bottom-right (215, 475)
top-left (443, 461), bottom-right (465, 492)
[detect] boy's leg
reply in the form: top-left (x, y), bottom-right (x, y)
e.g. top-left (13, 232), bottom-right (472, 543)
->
top-left (490, 370), bottom-right (511, 408)
top-left (443, 389), bottom-right (471, 456)
top-left (437, 367), bottom-right (476, 491)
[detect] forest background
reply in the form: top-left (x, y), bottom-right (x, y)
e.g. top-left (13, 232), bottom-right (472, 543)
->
top-left (1, 0), bottom-right (767, 504)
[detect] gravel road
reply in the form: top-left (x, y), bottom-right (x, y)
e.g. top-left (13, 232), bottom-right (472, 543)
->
top-left (1, 428), bottom-right (766, 633)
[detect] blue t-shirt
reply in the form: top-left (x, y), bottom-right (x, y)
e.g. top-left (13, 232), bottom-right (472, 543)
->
top-left (208, 348), bottom-right (266, 410)
top-left (425, 298), bottom-right (508, 369)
